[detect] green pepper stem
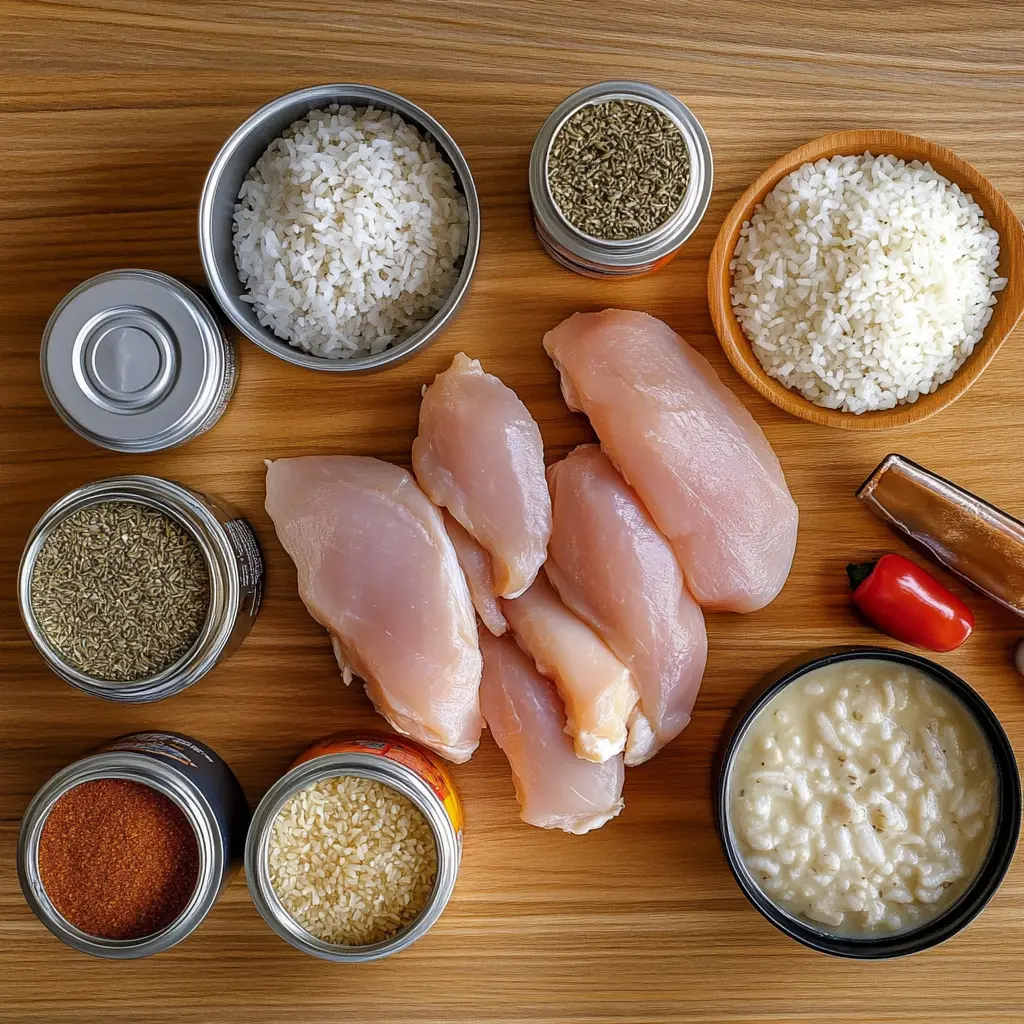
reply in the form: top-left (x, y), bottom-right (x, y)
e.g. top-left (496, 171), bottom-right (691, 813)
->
top-left (846, 561), bottom-right (877, 591)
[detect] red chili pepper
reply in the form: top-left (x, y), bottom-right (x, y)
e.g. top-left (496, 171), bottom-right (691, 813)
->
top-left (847, 553), bottom-right (974, 653)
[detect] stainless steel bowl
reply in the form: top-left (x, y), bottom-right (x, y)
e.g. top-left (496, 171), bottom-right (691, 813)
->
top-left (199, 84), bottom-right (480, 373)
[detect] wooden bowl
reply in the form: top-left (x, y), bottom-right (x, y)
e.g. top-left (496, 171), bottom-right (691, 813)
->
top-left (707, 130), bottom-right (1024, 430)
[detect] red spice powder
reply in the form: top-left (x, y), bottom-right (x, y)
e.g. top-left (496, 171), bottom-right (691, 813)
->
top-left (37, 777), bottom-right (200, 941)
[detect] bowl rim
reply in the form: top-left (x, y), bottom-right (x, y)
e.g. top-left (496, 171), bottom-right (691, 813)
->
top-left (198, 83), bottom-right (481, 373)
top-left (714, 645), bottom-right (1022, 959)
top-left (707, 130), bottom-right (1024, 430)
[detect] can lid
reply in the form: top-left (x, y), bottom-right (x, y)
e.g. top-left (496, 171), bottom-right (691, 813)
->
top-left (41, 270), bottom-right (231, 453)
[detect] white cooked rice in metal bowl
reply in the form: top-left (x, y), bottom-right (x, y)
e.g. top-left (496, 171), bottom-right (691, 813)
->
top-left (729, 153), bottom-right (1007, 414)
top-left (232, 104), bottom-right (470, 359)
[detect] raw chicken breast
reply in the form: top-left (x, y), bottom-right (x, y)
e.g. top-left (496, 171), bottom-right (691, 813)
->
top-left (502, 572), bottom-right (636, 763)
top-left (443, 511), bottom-right (507, 637)
top-left (265, 456), bottom-right (483, 763)
top-left (543, 310), bottom-right (798, 613)
top-left (546, 446), bottom-right (707, 765)
top-left (412, 352), bottom-right (551, 599)
top-left (480, 631), bottom-right (625, 834)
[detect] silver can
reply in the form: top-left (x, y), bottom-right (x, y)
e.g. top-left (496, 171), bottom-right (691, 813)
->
top-left (18, 475), bottom-right (263, 702)
top-left (246, 733), bottom-right (463, 962)
top-left (41, 269), bottom-right (237, 452)
top-left (18, 731), bottom-right (250, 960)
top-left (529, 81), bottom-right (713, 277)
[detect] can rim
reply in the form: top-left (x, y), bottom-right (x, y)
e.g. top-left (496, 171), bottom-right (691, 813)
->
top-left (18, 751), bottom-right (223, 959)
top-left (40, 269), bottom-right (234, 453)
top-left (529, 81), bottom-right (713, 269)
top-left (18, 476), bottom-right (242, 702)
top-left (245, 751), bottom-right (460, 962)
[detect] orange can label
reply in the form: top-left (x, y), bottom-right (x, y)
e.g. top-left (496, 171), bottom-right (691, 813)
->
top-left (292, 732), bottom-right (463, 834)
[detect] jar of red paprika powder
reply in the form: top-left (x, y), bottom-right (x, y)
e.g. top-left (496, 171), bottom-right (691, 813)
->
top-left (18, 731), bottom-right (250, 959)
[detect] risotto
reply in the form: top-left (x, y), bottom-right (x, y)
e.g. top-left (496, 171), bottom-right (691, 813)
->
top-left (728, 659), bottom-right (997, 935)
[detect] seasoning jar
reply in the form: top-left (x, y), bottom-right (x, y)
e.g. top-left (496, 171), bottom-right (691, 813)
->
top-left (529, 81), bottom-right (713, 277)
top-left (246, 732), bottom-right (463, 962)
top-left (18, 730), bottom-right (251, 959)
top-left (41, 269), bottom-right (237, 452)
top-left (18, 475), bottom-right (263, 702)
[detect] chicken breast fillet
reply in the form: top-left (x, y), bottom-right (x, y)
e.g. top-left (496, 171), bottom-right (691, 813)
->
top-left (502, 571), bottom-right (637, 763)
top-left (480, 631), bottom-right (625, 834)
top-left (265, 456), bottom-right (483, 763)
top-left (443, 511), bottom-right (508, 637)
top-left (412, 352), bottom-right (551, 599)
top-left (543, 310), bottom-right (798, 613)
top-left (546, 446), bottom-right (708, 765)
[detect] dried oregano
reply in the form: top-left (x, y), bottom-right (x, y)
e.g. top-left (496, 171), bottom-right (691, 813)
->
top-left (547, 99), bottom-right (690, 241)
top-left (30, 501), bottom-right (210, 681)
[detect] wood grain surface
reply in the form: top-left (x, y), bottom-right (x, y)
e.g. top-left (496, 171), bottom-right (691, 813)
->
top-left (2, 3), bottom-right (1024, 1022)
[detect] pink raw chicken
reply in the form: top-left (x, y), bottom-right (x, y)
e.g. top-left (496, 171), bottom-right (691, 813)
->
top-left (543, 310), bottom-right (798, 613)
top-left (480, 631), bottom-right (625, 834)
top-left (443, 511), bottom-right (508, 637)
top-left (502, 571), bottom-right (637, 763)
top-left (546, 446), bottom-right (708, 765)
top-left (412, 352), bottom-right (551, 599)
top-left (265, 456), bottom-right (483, 763)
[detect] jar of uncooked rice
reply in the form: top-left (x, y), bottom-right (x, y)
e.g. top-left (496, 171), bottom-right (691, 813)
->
top-left (245, 732), bottom-right (462, 962)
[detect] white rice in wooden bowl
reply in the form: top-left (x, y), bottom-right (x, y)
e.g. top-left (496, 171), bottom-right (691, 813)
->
top-left (268, 775), bottom-right (437, 946)
top-left (730, 153), bottom-right (1006, 414)
top-left (233, 104), bottom-right (469, 359)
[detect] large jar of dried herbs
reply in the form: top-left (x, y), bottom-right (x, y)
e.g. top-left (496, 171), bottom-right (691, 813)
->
top-left (18, 476), bottom-right (264, 702)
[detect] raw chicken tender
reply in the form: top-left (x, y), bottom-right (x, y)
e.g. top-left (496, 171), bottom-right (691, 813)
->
top-left (413, 352), bottom-right (551, 599)
top-left (543, 310), bottom-right (798, 613)
top-left (546, 446), bottom-right (707, 765)
top-left (443, 511), bottom-right (507, 637)
top-left (265, 456), bottom-right (483, 763)
top-left (502, 572), bottom-right (636, 763)
top-left (480, 631), bottom-right (625, 834)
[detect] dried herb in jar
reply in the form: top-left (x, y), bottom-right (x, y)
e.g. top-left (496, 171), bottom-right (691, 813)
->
top-left (546, 99), bottom-right (690, 241)
top-left (29, 500), bottom-right (210, 681)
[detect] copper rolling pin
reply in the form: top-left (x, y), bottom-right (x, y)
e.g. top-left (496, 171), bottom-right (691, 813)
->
top-left (857, 454), bottom-right (1024, 619)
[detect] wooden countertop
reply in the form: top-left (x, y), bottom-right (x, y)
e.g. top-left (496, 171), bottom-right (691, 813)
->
top-left (2, 3), bottom-right (1024, 1021)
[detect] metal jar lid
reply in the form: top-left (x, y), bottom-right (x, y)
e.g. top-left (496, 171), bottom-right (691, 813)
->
top-left (41, 269), bottom-right (237, 452)
top-left (529, 81), bottom-right (714, 276)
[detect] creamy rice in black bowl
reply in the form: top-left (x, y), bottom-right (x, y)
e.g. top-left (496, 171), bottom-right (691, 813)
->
top-left (716, 647), bottom-right (1020, 958)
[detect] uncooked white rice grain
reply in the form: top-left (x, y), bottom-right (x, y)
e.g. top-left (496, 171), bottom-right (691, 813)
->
top-left (268, 775), bottom-right (437, 946)
top-left (729, 153), bottom-right (1006, 414)
top-left (233, 104), bottom-right (469, 359)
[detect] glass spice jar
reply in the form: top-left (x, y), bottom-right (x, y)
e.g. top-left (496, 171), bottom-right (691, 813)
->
top-left (18, 731), bottom-right (250, 959)
top-left (528, 80), bottom-right (713, 278)
top-left (18, 475), bottom-right (263, 702)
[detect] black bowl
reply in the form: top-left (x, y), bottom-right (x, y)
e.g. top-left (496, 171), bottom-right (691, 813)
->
top-left (715, 646), bottom-right (1021, 959)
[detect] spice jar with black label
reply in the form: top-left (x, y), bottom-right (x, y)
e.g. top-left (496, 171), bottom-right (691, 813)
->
top-left (18, 731), bottom-right (250, 959)
top-left (529, 81), bottom-right (713, 277)
top-left (18, 475), bottom-right (263, 702)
